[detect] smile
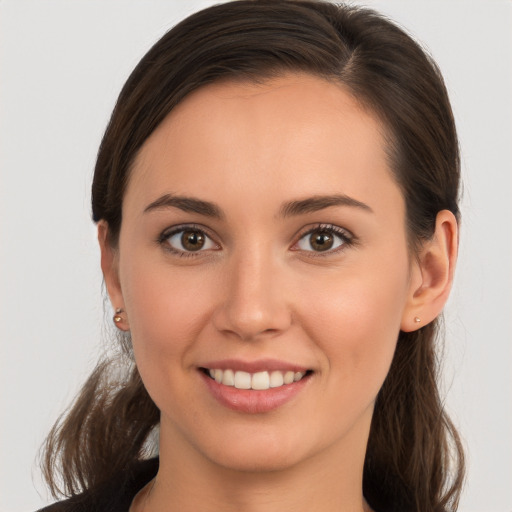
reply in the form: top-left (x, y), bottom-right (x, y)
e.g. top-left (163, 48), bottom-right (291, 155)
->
top-left (206, 368), bottom-right (307, 390)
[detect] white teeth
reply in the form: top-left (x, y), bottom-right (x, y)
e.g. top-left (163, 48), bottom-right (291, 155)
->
top-left (222, 369), bottom-right (235, 386)
top-left (207, 368), bottom-right (307, 390)
top-left (251, 371), bottom-right (270, 390)
top-left (269, 370), bottom-right (284, 388)
top-left (283, 371), bottom-right (295, 385)
top-left (234, 371), bottom-right (251, 389)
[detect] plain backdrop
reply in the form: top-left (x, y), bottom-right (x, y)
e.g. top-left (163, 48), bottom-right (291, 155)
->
top-left (1, 1), bottom-right (511, 511)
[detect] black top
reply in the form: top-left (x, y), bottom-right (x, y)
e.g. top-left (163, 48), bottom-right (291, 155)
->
top-left (37, 458), bottom-right (159, 512)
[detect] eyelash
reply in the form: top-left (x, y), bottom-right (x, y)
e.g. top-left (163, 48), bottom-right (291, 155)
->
top-left (157, 224), bottom-right (219, 258)
top-left (291, 224), bottom-right (355, 257)
top-left (157, 223), bottom-right (355, 258)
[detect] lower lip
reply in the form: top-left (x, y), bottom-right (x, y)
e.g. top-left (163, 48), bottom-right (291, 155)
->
top-left (200, 371), bottom-right (310, 414)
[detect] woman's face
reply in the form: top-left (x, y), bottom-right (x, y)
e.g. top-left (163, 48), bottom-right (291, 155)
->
top-left (109, 74), bottom-right (421, 474)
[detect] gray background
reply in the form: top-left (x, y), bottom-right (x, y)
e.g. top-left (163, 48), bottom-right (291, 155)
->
top-left (1, 1), bottom-right (511, 511)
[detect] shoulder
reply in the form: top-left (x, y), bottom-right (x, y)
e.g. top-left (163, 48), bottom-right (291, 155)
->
top-left (36, 458), bottom-right (159, 512)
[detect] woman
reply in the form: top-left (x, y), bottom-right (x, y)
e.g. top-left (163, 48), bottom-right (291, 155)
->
top-left (39, 1), bottom-right (465, 511)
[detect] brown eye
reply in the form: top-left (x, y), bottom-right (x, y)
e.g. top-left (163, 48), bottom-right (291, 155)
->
top-left (309, 231), bottom-right (334, 251)
top-left (296, 226), bottom-right (349, 253)
top-left (181, 230), bottom-right (205, 251)
top-left (164, 227), bottom-right (217, 253)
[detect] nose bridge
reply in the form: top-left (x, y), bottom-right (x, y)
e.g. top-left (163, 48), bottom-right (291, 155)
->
top-left (213, 242), bottom-right (290, 340)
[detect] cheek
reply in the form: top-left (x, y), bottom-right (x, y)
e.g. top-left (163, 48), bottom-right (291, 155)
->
top-left (297, 270), bottom-right (409, 440)
top-left (299, 256), bottom-right (410, 387)
top-left (120, 256), bottom-right (216, 375)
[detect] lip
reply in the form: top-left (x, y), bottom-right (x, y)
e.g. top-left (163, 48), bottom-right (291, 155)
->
top-left (200, 358), bottom-right (309, 373)
top-left (199, 359), bottom-right (312, 414)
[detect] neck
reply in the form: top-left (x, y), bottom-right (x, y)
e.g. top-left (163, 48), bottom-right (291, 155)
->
top-left (142, 412), bottom-right (373, 512)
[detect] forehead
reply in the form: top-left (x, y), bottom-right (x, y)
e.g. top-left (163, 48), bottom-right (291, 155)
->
top-left (127, 73), bottom-right (402, 218)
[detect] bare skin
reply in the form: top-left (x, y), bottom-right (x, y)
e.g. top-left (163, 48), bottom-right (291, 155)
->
top-left (100, 74), bottom-right (458, 512)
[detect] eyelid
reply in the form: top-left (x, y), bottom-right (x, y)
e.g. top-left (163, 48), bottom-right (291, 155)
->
top-left (158, 223), bottom-right (220, 256)
top-left (157, 222), bottom-right (354, 257)
top-left (290, 223), bottom-right (355, 254)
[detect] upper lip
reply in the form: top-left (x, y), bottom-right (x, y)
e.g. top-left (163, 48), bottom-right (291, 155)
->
top-left (199, 358), bottom-right (310, 373)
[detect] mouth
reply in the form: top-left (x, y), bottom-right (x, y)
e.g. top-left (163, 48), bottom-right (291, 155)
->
top-left (201, 368), bottom-right (312, 391)
top-left (198, 359), bottom-right (314, 413)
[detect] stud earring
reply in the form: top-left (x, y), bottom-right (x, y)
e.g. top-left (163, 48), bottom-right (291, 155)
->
top-left (113, 308), bottom-right (124, 324)
top-left (414, 316), bottom-right (421, 324)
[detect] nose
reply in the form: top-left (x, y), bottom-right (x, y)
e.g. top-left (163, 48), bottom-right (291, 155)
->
top-left (212, 250), bottom-right (292, 341)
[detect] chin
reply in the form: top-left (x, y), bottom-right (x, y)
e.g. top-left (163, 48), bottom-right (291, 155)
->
top-left (172, 419), bottom-right (310, 474)
top-left (206, 445), bottom-right (306, 474)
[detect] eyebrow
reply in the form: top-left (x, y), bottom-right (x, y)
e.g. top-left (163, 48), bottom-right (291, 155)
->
top-left (143, 194), bottom-right (224, 219)
top-left (143, 193), bottom-right (372, 219)
top-left (279, 194), bottom-right (373, 217)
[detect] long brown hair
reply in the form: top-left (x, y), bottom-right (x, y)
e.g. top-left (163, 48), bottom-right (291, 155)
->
top-left (42, 2), bottom-right (465, 510)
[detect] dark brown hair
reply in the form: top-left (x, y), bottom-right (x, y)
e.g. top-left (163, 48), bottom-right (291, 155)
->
top-left (42, 2), bottom-right (465, 511)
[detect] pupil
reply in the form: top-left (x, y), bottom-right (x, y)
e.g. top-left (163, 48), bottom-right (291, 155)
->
top-left (311, 231), bottom-right (333, 251)
top-left (182, 231), bottom-right (205, 251)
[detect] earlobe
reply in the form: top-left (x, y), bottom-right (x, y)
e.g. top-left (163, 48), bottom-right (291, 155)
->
top-left (97, 221), bottom-right (130, 331)
top-left (401, 210), bottom-right (458, 332)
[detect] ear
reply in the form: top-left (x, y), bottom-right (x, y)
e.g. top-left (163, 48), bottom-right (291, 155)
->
top-left (401, 210), bottom-right (458, 332)
top-left (98, 221), bottom-right (130, 331)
